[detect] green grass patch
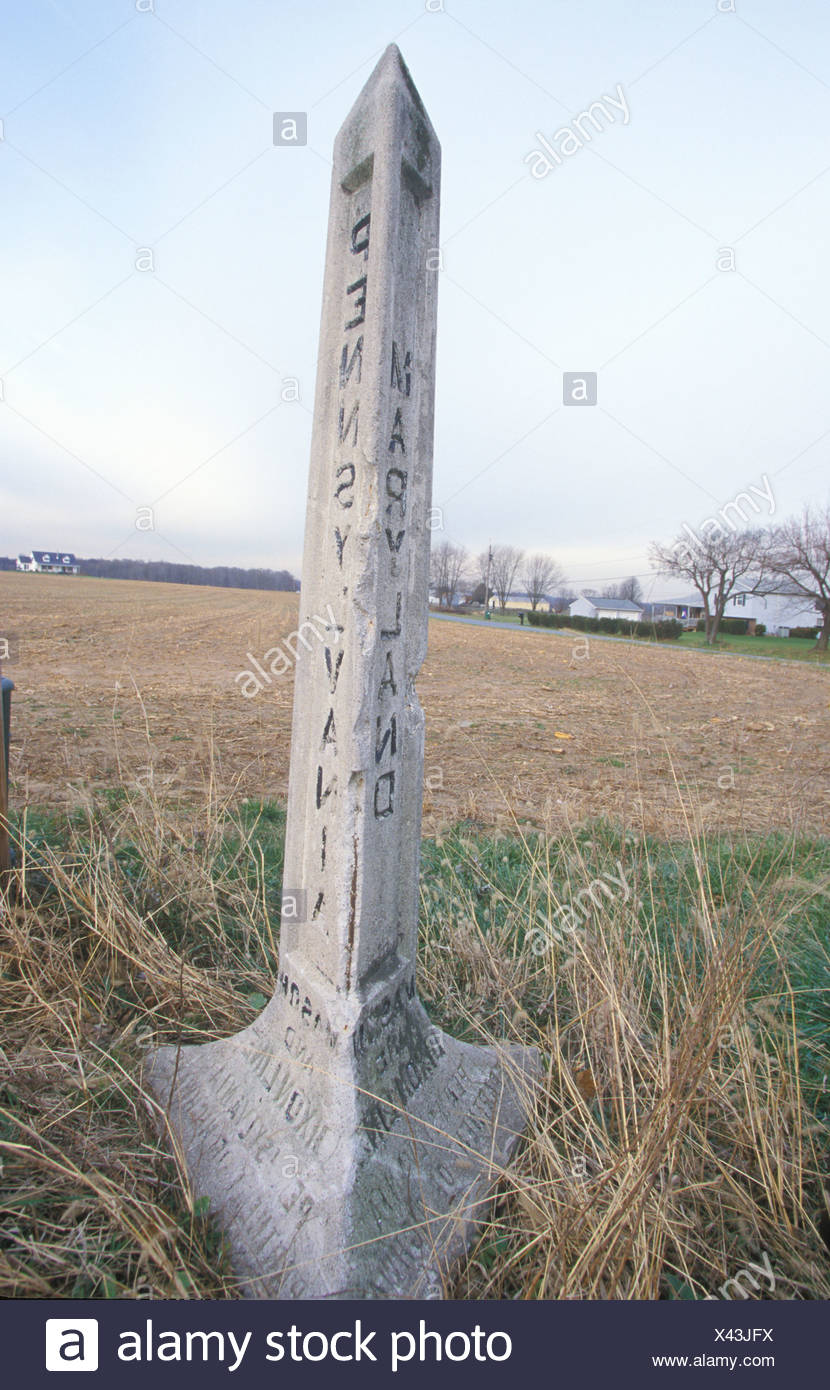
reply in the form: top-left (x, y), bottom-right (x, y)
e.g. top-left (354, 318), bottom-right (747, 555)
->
top-left (678, 631), bottom-right (829, 664)
top-left (419, 823), bottom-right (830, 1118)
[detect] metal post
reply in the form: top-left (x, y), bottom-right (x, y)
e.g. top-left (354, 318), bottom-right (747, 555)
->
top-left (0, 675), bottom-right (12, 876)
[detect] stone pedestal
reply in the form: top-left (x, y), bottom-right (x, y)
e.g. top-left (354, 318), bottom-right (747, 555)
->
top-left (149, 979), bottom-right (533, 1297)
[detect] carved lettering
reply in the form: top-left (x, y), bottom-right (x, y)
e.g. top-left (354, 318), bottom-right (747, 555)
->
top-left (388, 407), bottom-right (406, 453)
top-left (334, 462), bottom-right (355, 508)
top-left (363, 1099), bottom-right (395, 1150)
top-left (375, 714), bottom-right (397, 763)
top-left (385, 466), bottom-right (407, 518)
top-left (345, 276), bottom-right (367, 330)
top-left (350, 213), bottom-right (371, 258)
top-left (340, 336), bottom-right (363, 388)
top-left (374, 770), bottom-right (395, 818)
top-left (285, 1090), bottom-right (304, 1122)
top-left (390, 341), bottom-right (411, 396)
top-left (381, 592), bottom-right (402, 638)
top-left (251, 1050), bottom-right (286, 1092)
top-left (324, 646), bottom-right (344, 693)
top-left (334, 526), bottom-right (350, 566)
top-left (379, 651), bottom-right (397, 696)
top-left (338, 401), bottom-right (359, 446)
top-left (316, 766), bottom-right (336, 808)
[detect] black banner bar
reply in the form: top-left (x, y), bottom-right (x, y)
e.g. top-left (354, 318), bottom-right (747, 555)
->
top-left (3, 1297), bottom-right (825, 1387)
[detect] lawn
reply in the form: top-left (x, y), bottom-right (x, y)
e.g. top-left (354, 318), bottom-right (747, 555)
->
top-left (678, 631), bottom-right (830, 665)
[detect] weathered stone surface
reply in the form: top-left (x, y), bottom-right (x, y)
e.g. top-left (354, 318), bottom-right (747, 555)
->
top-left (147, 44), bottom-right (538, 1300)
top-left (149, 996), bottom-right (534, 1297)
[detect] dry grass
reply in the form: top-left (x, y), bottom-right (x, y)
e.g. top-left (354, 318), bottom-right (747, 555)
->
top-left (420, 824), bottom-right (830, 1299)
top-left (1, 782), bottom-right (828, 1300)
top-left (0, 788), bottom-right (278, 1298)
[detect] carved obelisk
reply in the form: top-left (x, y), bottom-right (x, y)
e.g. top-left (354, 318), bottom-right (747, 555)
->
top-left (147, 44), bottom-right (538, 1299)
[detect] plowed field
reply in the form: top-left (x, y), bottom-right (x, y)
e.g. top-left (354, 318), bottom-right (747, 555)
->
top-left (2, 573), bottom-right (828, 836)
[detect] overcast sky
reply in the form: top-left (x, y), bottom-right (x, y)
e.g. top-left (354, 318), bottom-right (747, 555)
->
top-left (1, 0), bottom-right (828, 597)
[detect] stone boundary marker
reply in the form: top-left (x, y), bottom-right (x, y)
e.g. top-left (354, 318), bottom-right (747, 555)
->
top-left (147, 44), bottom-right (539, 1300)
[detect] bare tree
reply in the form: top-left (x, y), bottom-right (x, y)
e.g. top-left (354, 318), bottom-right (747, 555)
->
top-left (761, 504), bottom-right (830, 650)
top-left (551, 588), bottom-right (575, 613)
top-left (522, 553), bottom-right (565, 611)
top-left (649, 527), bottom-right (766, 644)
top-left (430, 540), bottom-right (468, 609)
top-left (489, 544), bottom-right (524, 610)
top-left (603, 575), bottom-right (642, 604)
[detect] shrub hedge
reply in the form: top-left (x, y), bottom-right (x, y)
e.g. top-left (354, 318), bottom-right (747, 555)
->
top-left (695, 616), bottom-right (751, 635)
top-left (526, 612), bottom-right (682, 641)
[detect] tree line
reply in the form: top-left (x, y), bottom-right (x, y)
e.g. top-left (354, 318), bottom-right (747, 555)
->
top-left (2, 555), bottom-right (299, 592)
top-left (429, 499), bottom-right (830, 652)
top-left (430, 543), bottom-right (571, 612)
top-left (429, 541), bottom-right (642, 612)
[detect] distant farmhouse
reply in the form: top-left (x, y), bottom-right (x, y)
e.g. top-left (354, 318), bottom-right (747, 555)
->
top-left (569, 594), bottom-right (643, 623)
top-left (16, 550), bottom-right (80, 575)
top-left (502, 591), bottom-right (548, 612)
top-left (501, 592), bottom-right (574, 613)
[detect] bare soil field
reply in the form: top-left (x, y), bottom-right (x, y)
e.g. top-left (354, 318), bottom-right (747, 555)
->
top-left (2, 573), bottom-right (828, 836)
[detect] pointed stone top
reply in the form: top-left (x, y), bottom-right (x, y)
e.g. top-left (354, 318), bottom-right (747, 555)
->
top-left (338, 42), bottom-right (435, 152)
top-left (377, 43), bottom-right (405, 70)
top-left (366, 44), bottom-right (427, 113)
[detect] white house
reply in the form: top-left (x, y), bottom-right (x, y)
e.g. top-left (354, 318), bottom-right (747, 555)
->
top-left (569, 594), bottom-right (643, 622)
top-left (16, 550), bottom-right (80, 575)
top-left (724, 589), bottom-right (819, 635)
top-left (644, 590), bottom-right (820, 635)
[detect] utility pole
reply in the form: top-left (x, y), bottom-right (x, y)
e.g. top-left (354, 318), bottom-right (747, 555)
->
top-left (484, 542), bottom-right (492, 613)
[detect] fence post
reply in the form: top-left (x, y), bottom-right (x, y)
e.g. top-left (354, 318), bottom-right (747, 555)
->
top-left (0, 674), bottom-right (13, 876)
